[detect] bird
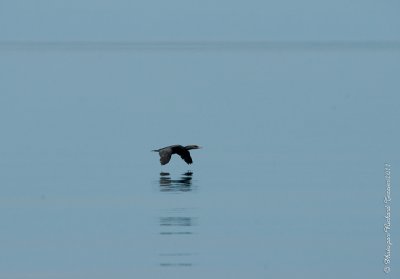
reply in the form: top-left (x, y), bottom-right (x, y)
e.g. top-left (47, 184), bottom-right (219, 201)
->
top-left (152, 145), bottom-right (201, 165)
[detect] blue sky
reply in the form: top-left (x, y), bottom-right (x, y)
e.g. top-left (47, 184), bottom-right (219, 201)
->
top-left (0, 0), bottom-right (399, 41)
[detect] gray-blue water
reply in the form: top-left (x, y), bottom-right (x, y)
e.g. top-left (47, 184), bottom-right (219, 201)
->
top-left (1, 48), bottom-right (399, 279)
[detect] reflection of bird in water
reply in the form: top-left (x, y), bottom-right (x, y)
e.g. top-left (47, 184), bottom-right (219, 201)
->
top-left (159, 172), bottom-right (193, 192)
top-left (152, 145), bottom-right (201, 165)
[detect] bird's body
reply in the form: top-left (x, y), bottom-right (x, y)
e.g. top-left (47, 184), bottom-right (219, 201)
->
top-left (152, 145), bottom-right (201, 165)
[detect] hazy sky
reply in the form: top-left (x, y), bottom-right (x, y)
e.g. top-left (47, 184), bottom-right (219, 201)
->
top-left (0, 0), bottom-right (399, 41)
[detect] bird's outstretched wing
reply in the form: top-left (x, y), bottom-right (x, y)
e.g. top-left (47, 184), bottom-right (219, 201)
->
top-left (174, 148), bottom-right (193, 164)
top-left (159, 149), bottom-right (172, 165)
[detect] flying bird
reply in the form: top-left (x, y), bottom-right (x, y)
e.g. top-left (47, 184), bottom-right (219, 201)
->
top-left (152, 145), bottom-right (201, 165)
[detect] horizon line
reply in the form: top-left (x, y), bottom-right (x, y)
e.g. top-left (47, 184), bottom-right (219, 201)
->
top-left (1, 40), bottom-right (400, 52)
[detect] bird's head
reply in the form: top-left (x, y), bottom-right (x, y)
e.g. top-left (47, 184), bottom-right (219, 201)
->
top-left (185, 145), bottom-right (202, 150)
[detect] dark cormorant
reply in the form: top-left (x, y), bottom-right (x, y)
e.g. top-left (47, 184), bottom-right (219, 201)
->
top-left (152, 145), bottom-right (201, 165)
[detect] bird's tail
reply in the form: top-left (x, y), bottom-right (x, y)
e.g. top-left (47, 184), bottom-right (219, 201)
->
top-left (152, 149), bottom-right (159, 152)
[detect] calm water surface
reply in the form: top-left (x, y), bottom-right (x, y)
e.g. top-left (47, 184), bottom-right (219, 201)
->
top-left (0, 49), bottom-right (399, 279)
